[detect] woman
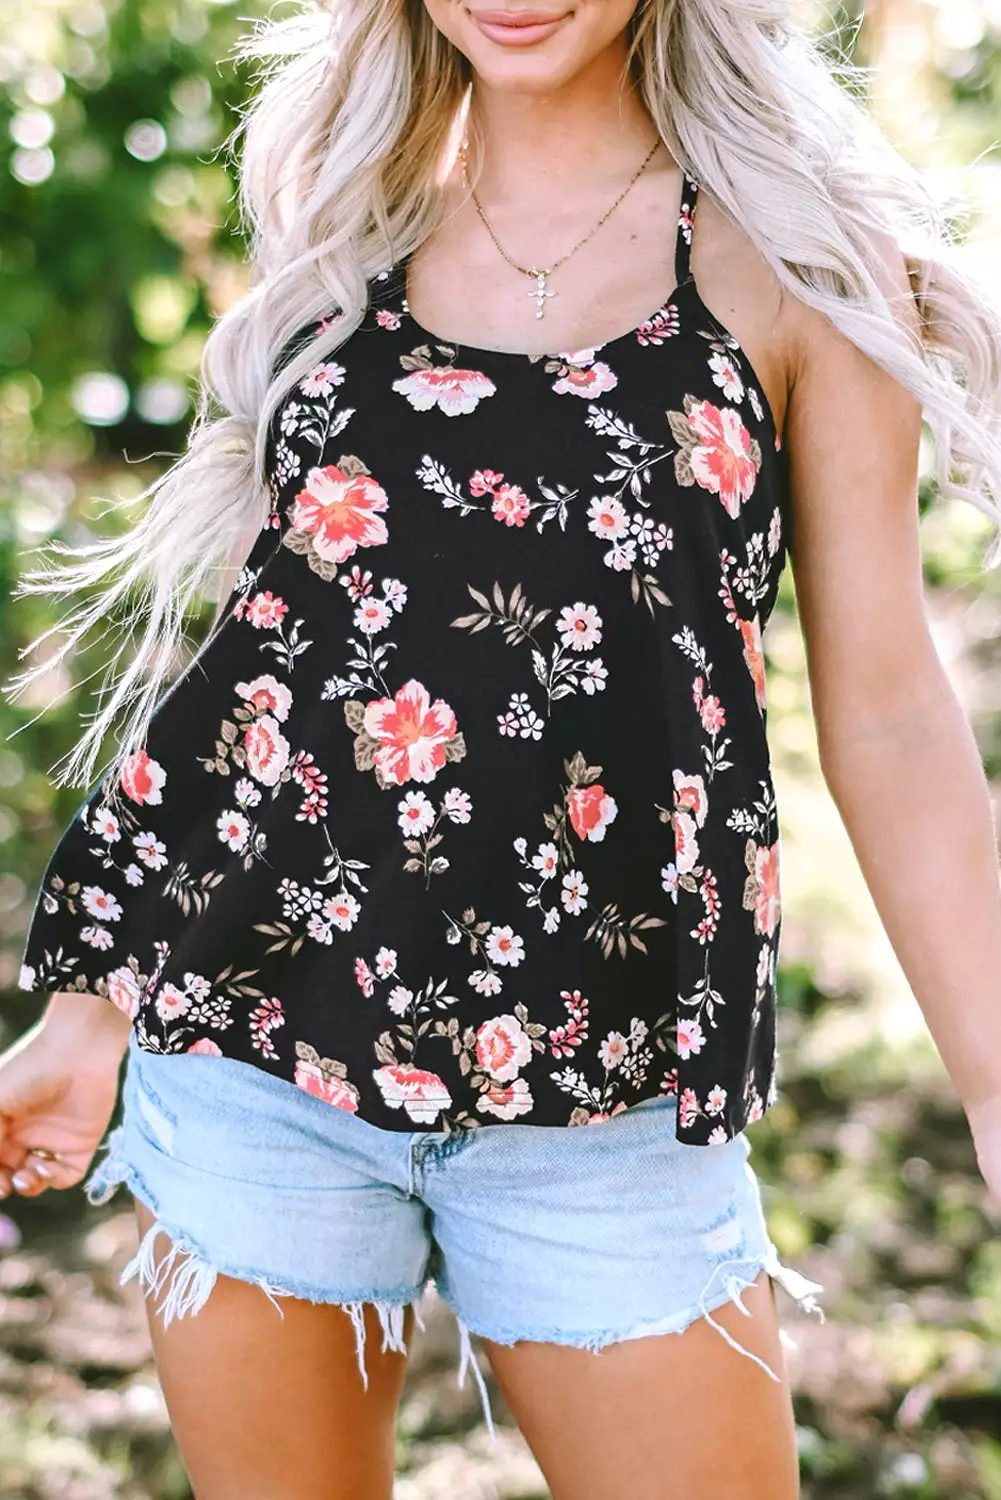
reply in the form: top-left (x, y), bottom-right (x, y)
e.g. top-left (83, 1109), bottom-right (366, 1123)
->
top-left (5, 0), bottom-right (1001, 1493)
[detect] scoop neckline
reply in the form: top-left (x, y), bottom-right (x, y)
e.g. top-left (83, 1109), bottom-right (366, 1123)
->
top-left (385, 265), bottom-right (783, 446)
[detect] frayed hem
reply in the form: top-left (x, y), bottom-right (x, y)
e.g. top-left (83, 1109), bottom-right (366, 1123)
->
top-left (82, 1126), bottom-right (425, 1389)
top-left (438, 1242), bottom-right (826, 1388)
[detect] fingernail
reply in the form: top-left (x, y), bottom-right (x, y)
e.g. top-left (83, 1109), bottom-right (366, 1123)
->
top-left (0, 1185), bottom-right (8, 1199)
top-left (33, 1163), bottom-right (52, 1179)
top-left (11, 1174), bottom-right (30, 1192)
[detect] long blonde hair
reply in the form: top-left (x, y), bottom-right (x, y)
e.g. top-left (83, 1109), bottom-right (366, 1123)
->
top-left (10, 0), bottom-right (1001, 786)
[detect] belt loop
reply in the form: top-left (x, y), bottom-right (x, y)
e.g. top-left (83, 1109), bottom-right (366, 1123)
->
top-left (407, 1136), bottom-right (422, 1198)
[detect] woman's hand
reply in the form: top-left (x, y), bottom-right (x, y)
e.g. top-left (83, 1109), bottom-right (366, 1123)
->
top-left (0, 992), bottom-right (131, 1199)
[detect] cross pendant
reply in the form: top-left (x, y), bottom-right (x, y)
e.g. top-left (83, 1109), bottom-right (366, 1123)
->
top-left (528, 269), bottom-right (555, 320)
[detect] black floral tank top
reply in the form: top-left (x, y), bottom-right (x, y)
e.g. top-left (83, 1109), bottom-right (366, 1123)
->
top-left (18, 171), bottom-right (792, 1145)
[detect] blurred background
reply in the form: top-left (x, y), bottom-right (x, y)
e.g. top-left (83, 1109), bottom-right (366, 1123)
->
top-left (2, 0), bottom-right (1001, 1495)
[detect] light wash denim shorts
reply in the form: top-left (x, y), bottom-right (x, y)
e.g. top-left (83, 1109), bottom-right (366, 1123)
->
top-left (85, 1032), bottom-right (824, 1436)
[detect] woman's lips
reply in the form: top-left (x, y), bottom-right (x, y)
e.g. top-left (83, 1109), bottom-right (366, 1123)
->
top-left (468, 8), bottom-right (572, 45)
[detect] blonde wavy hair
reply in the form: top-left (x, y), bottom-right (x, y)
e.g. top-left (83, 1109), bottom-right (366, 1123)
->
top-left (11, 0), bottom-right (1001, 786)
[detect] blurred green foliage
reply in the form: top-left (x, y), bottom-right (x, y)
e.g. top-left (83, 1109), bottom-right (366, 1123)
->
top-left (2, 1), bottom-right (1001, 1497)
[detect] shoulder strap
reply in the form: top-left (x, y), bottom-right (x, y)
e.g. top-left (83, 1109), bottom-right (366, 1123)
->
top-left (675, 169), bottom-right (700, 286)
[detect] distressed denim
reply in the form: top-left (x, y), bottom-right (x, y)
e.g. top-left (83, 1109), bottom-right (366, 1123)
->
top-left (85, 1032), bottom-right (824, 1436)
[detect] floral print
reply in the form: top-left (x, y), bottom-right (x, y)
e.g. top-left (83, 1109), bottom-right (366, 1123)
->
top-left (18, 169), bottom-right (790, 1144)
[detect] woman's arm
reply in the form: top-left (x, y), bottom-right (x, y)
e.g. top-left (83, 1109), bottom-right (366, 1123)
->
top-left (781, 239), bottom-right (1001, 1202)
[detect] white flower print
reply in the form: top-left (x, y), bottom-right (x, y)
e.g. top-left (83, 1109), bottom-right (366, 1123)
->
top-left (124, 864), bottom-right (144, 887)
top-left (706, 1085), bottom-right (727, 1116)
top-left (604, 539), bottom-right (637, 572)
top-left (599, 1032), bottom-right (628, 1069)
top-left (354, 597), bottom-right (392, 634)
top-left (486, 926), bottom-right (525, 967)
top-left (531, 843), bottom-right (559, 879)
top-left (375, 946), bottom-right (397, 977)
top-left (80, 925), bottom-right (113, 950)
top-left (442, 788), bottom-right (472, 824)
top-left (387, 984), bottom-right (413, 1015)
top-left (580, 659), bottom-right (608, 695)
top-left (475, 1013), bottom-right (533, 1082)
top-left (556, 602), bottom-right (602, 653)
top-left (587, 495), bottom-right (630, 542)
top-left (324, 891), bottom-right (362, 931)
top-left (561, 871), bottom-right (589, 915)
top-left (154, 983), bottom-right (191, 1025)
top-left (548, 350), bottom-right (618, 399)
top-left (299, 361), bottom-right (345, 397)
top-left (398, 791), bottom-right (436, 837)
top-left (217, 810), bottom-right (250, 853)
top-left (543, 907), bottom-right (561, 933)
top-left (81, 886), bottom-right (122, 923)
top-left (133, 832), bottom-right (167, 870)
top-left (708, 349), bottom-right (745, 403)
top-left (469, 970), bottom-right (504, 996)
top-left (91, 809), bottom-right (120, 843)
top-left (234, 778), bottom-right (261, 809)
top-left (677, 1018), bottom-right (705, 1058)
top-left (707, 1126), bottom-right (729, 1145)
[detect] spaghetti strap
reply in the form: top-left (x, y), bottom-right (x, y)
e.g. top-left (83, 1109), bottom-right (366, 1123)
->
top-left (674, 169), bottom-right (700, 287)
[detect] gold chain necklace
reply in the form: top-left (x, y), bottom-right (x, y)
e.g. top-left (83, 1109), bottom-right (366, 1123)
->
top-left (460, 137), bottom-right (661, 320)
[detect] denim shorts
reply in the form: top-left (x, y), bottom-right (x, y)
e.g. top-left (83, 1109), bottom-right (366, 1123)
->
top-left (85, 1032), bottom-right (824, 1436)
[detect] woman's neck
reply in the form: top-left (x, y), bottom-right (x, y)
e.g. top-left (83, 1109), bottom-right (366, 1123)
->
top-left (466, 46), bottom-right (659, 204)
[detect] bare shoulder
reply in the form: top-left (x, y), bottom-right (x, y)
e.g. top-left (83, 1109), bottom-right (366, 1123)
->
top-left (690, 187), bottom-right (921, 446)
top-left (689, 185), bottom-right (795, 440)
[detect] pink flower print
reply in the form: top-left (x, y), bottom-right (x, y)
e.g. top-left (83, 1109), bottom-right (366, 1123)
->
top-left (477, 1078), bottom-right (534, 1120)
top-left (686, 400), bottom-right (758, 517)
top-left (392, 366), bottom-right (496, 417)
top-left (586, 1102), bottom-right (629, 1124)
top-left (375, 947), bottom-right (397, 977)
top-left (586, 495), bottom-right (630, 542)
top-left (567, 783), bottom-right (618, 843)
top-left (245, 591), bottom-right (288, 629)
top-left (243, 714), bottom-right (290, 787)
top-left (354, 957), bottom-right (375, 996)
top-left (749, 839), bottom-right (781, 938)
top-left (679, 1087), bottom-right (700, 1129)
top-left (673, 771), bottom-right (708, 829)
top-left (738, 617), bottom-right (766, 711)
top-left (700, 695), bottom-right (726, 734)
top-left (81, 886), bottom-right (122, 923)
top-left (234, 674), bottom-right (292, 722)
top-left (475, 1014), bottom-right (532, 1082)
top-left (551, 351), bottom-right (618, 398)
top-left (363, 678), bottom-right (459, 786)
top-left (636, 303), bottom-right (680, 346)
top-left (106, 966), bottom-right (141, 1020)
top-left (548, 989), bottom-right (588, 1058)
top-left (299, 361), bottom-right (345, 397)
top-left (120, 748), bottom-right (166, 807)
top-left (485, 925), bottom-right (525, 967)
top-left (355, 597), bottom-right (392, 634)
top-left (676, 1018), bottom-right (705, 1059)
top-left (708, 350), bottom-right (744, 403)
top-left (296, 1054), bottom-right (360, 1112)
top-left (291, 463), bottom-right (389, 566)
top-left (470, 469), bottom-right (504, 495)
top-left (375, 309), bottom-right (401, 331)
top-left (557, 602), bottom-right (602, 653)
top-left (672, 810), bottom-right (700, 875)
top-left (372, 1064), bottom-right (452, 1124)
top-left (491, 483), bottom-right (532, 527)
top-left (188, 1038), bottom-right (223, 1056)
top-left (339, 565), bottom-right (374, 600)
